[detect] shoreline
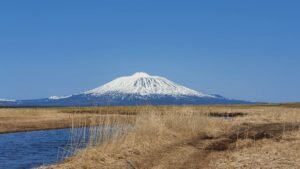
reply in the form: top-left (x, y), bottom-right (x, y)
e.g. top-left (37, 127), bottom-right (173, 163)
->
top-left (0, 126), bottom-right (73, 135)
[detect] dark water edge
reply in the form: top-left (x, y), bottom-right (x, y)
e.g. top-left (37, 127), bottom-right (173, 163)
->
top-left (0, 128), bottom-right (88, 169)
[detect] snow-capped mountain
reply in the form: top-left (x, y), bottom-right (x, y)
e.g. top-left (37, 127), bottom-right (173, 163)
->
top-left (85, 72), bottom-right (213, 97)
top-left (0, 72), bottom-right (251, 107)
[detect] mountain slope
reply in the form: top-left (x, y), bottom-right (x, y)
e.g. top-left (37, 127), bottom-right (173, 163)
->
top-left (85, 72), bottom-right (212, 97)
top-left (0, 72), bottom-right (252, 107)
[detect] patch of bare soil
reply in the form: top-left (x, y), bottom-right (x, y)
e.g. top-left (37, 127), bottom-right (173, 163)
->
top-left (206, 122), bottom-right (300, 151)
top-left (208, 112), bottom-right (247, 118)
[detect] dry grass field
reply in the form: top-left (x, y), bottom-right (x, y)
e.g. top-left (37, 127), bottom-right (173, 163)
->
top-left (0, 107), bottom-right (137, 133)
top-left (1, 104), bottom-right (300, 169)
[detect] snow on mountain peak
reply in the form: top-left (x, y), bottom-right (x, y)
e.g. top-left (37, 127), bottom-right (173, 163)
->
top-left (132, 72), bottom-right (150, 77)
top-left (85, 72), bottom-right (214, 97)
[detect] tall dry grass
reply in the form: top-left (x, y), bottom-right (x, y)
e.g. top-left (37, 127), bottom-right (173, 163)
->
top-left (54, 106), bottom-right (228, 169)
top-left (40, 105), bottom-right (300, 168)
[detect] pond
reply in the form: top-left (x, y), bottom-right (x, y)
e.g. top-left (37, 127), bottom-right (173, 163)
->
top-left (0, 127), bottom-right (110, 169)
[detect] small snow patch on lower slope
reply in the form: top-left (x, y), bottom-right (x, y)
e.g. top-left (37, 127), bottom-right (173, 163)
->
top-left (0, 99), bottom-right (15, 102)
top-left (49, 95), bottom-right (72, 100)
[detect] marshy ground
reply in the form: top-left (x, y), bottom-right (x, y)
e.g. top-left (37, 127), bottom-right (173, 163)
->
top-left (1, 104), bottom-right (300, 169)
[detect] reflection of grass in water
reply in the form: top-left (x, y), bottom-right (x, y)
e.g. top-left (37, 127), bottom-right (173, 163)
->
top-left (57, 127), bottom-right (89, 160)
top-left (57, 115), bottom-right (132, 161)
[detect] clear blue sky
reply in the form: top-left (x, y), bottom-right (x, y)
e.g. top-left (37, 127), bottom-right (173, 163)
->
top-left (0, 0), bottom-right (299, 103)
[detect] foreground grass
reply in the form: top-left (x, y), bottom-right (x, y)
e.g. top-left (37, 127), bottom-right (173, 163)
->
top-left (34, 105), bottom-right (299, 169)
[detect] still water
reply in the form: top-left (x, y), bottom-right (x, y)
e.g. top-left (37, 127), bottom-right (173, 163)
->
top-left (0, 128), bottom-right (86, 169)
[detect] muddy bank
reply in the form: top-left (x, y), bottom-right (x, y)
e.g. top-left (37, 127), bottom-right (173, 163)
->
top-left (206, 122), bottom-right (300, 151)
